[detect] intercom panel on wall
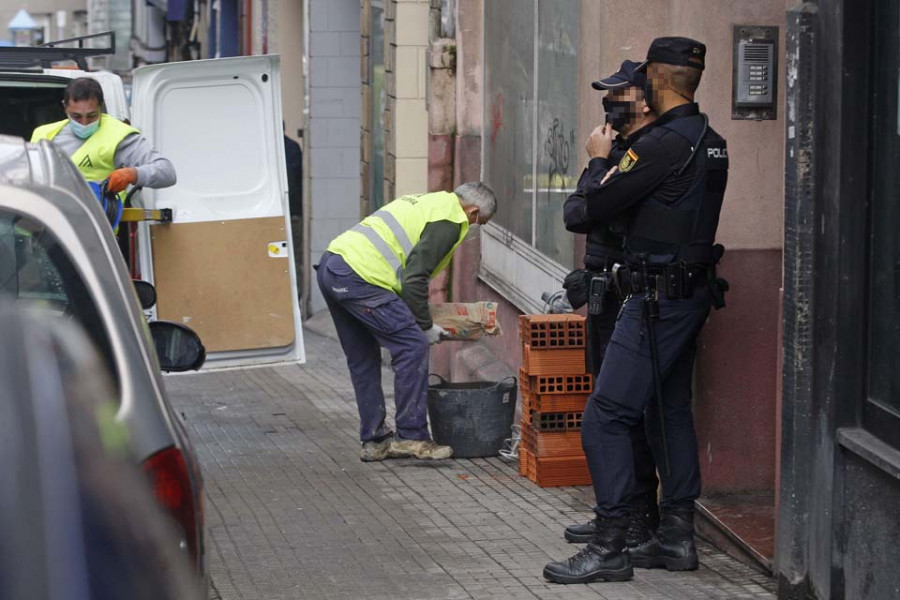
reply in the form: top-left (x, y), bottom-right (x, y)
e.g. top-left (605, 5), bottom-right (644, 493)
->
top-left (732, 25), bottom-right (779, 120)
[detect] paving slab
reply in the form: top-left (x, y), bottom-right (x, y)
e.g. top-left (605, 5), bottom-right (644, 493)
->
top-left (165, 329), bottom-right (776, 600)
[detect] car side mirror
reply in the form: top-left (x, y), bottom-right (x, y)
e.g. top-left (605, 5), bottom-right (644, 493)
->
top-left (133, 280), bottom-right (157, 310)
top-left (149, 321), bottom-right (206, 372)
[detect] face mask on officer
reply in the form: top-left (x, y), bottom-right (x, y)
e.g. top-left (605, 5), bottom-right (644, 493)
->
top-left (602, 97), bottom-right (635, 133)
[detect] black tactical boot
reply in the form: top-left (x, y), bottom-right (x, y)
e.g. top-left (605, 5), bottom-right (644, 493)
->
top-left (565, 493), bottom-right (659, 545)
top-left (629, 508), bottom-right (698, 571)
top-left (625, 492), bottom-right (659, 549)
top-left (544, 517), bottom-right (633, 584)
top-left (563, 517), bottom-right (598, 544)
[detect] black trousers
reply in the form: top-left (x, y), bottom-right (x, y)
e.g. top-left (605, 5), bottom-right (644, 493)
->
top-left (585, 288), bottom-right (659, 512)
top-left (582, 287), bottom-right (710, 518)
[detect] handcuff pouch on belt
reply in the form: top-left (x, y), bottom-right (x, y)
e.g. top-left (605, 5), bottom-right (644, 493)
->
top-left (562, 269), bottom-right (591, 310)
top-left (563, 268), bottom-right (613, 314)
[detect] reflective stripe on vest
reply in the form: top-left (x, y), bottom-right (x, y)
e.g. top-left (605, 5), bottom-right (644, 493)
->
top-left (326, 191), bottom-right (469, 293)
top-left (350, 221), bottom-right (402, 275)
top-left (349, 209), bottom-right (417, 278)
top-left (374, 209), bottom-right (414, 256)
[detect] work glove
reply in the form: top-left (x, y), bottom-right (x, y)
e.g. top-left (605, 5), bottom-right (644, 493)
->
top-left (424, 324), bottom-right (448, 345)
top-left (107, 167), bottom-right (138, 194)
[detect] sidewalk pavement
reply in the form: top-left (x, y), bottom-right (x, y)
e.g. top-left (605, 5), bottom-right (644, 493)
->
top-left (165, 328), bottom-right (776, 600)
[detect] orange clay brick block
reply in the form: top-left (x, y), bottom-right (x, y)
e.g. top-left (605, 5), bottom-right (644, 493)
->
top-left (520, 449), bottom-right (592, 487)
top-left (521, 446), bottom-right (535, 479)
top-left (521, 345), bottom-right (586, 376)
top-left (531, 410), bottom-right (584, 432)
top-left (519, 368), bottom-right (593, 396)
top-left (521, 426), bottom-right (583, 458)
top-left (518, 314), bottom-right (586, 349)
top-left (521, 408), bottom-right (533, 426)
top-left (522, 389), bottom-right (588, 414)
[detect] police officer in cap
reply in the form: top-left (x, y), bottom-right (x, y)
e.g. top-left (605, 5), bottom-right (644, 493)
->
top-left (561, 59), bottom-right (660, 551)
top-left (544, 36), bottom-right (729, 584)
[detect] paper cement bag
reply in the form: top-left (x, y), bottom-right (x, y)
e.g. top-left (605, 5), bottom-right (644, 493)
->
top-left (430, 302), bottom-right (501, 341)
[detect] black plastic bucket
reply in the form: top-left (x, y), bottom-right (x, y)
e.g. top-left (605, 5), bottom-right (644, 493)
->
top-left (427, 375), bottom-right (517, 458)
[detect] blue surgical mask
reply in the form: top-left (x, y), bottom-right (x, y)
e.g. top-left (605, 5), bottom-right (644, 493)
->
top-left (70, 118), bottom-right (100, 139)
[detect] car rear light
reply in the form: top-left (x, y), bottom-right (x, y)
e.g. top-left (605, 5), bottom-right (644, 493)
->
top-left (143, 446), bottom-right (199, 567)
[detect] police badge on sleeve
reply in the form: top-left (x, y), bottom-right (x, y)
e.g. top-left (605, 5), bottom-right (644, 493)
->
top-left (618, 148), bottom-right (639, 172)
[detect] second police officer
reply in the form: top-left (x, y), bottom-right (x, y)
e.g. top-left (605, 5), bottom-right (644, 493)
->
top-left (544, 37), bottom-right (730, 584)
top-left (561, 60), bottom-right (661, 552)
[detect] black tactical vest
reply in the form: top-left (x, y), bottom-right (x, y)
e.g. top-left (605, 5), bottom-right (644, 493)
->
top-left (625, 114), bottom-right (729, 265)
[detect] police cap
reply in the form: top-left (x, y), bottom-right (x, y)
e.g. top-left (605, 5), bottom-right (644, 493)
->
top-left (635, 36), bottom-right (706, 72)
top-left (591, 60), bottom-right (647, 91)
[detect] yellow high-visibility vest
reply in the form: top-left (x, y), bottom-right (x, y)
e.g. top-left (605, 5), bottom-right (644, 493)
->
top-left (31, 114), bottom-right (139, 182)
top-left (327, 191), bottom-right (470, 294)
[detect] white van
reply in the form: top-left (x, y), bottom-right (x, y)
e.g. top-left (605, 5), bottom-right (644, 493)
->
top-left (0, 40), bottom-right (305, 369)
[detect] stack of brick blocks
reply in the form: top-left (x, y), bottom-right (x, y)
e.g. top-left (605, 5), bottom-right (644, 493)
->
top-left (517, 314), bottom-right (593, 487)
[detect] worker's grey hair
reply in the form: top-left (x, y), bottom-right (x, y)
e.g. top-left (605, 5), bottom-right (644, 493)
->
top-left (454, 182), bottom-right (497, 221)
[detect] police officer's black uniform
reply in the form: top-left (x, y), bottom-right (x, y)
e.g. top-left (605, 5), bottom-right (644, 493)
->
top-left (544, 37), bottom-right (729, 585)
top-left (561, 60), bottom-right (659, 549)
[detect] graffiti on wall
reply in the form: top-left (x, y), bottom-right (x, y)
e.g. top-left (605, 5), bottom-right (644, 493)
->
top-left (544, 117), bottom-right (575, 193)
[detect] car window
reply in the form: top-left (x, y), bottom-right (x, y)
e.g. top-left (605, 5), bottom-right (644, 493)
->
top-left (0, 209), bottom-right (119, 394)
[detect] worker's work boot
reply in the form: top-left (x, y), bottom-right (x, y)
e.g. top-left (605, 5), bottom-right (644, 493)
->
top-left (389, 438), bottom-right (453, 460)
top-left (544, 517), bottom-right (633, 584)
top-left (360, 434), bottom-right (393, 462)
top-left (629, 508), bottom-right (698, 571)
top-left (565, 493), bottom-right (659, 546)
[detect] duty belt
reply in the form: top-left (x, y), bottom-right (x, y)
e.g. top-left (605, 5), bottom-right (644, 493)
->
top-left (583, 255), bottom-right (616, 273)
top-left (616, 263), bottom-right (710, 300)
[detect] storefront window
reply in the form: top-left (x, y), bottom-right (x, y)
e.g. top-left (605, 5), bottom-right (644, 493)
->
top-left (483, 0), bottom-right (578, 269)
top-left (483, 0), bottom-right (535, 245)
top-left (867, 0), bottom-right (900, 433)
top-left (535, 0), bottom-right (578, 265)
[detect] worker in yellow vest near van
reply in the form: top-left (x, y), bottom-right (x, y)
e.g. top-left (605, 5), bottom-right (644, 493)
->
top-left (317, 183), bottom-right (498, 462)
top-left (31, 77), bottom-right (176, 200)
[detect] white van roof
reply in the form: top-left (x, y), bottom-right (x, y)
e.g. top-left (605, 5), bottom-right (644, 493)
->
top-left (40, 68), bottom-right (129, 122)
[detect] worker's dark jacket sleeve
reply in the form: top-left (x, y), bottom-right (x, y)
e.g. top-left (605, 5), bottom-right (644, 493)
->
top-left (400, 220), bottom-right (463, 329)
top-left (564, 156), bottom-right (614, 233)
top-left (584, 130), bottom-right (690, 223)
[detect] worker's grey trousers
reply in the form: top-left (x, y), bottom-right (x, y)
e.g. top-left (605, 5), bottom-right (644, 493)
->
top-left (315, 252), bottom-right (431, 443)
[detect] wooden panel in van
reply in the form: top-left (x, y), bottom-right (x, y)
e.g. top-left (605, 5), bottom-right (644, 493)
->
top-left (150, 217), bottom-right (295, 352)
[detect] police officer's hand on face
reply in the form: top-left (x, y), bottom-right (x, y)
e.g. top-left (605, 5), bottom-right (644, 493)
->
top-left (586, 123), bottom-right (615, 159)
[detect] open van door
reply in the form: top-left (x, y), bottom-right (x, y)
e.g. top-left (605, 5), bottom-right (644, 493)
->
top-left (132, 55), bottom-right (304, 368)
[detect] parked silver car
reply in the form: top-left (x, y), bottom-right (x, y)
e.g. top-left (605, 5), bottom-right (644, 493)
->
top-left (0, 134), bottom-right (207, 578)
top-left (0, 302), bottom-right (203, 600)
